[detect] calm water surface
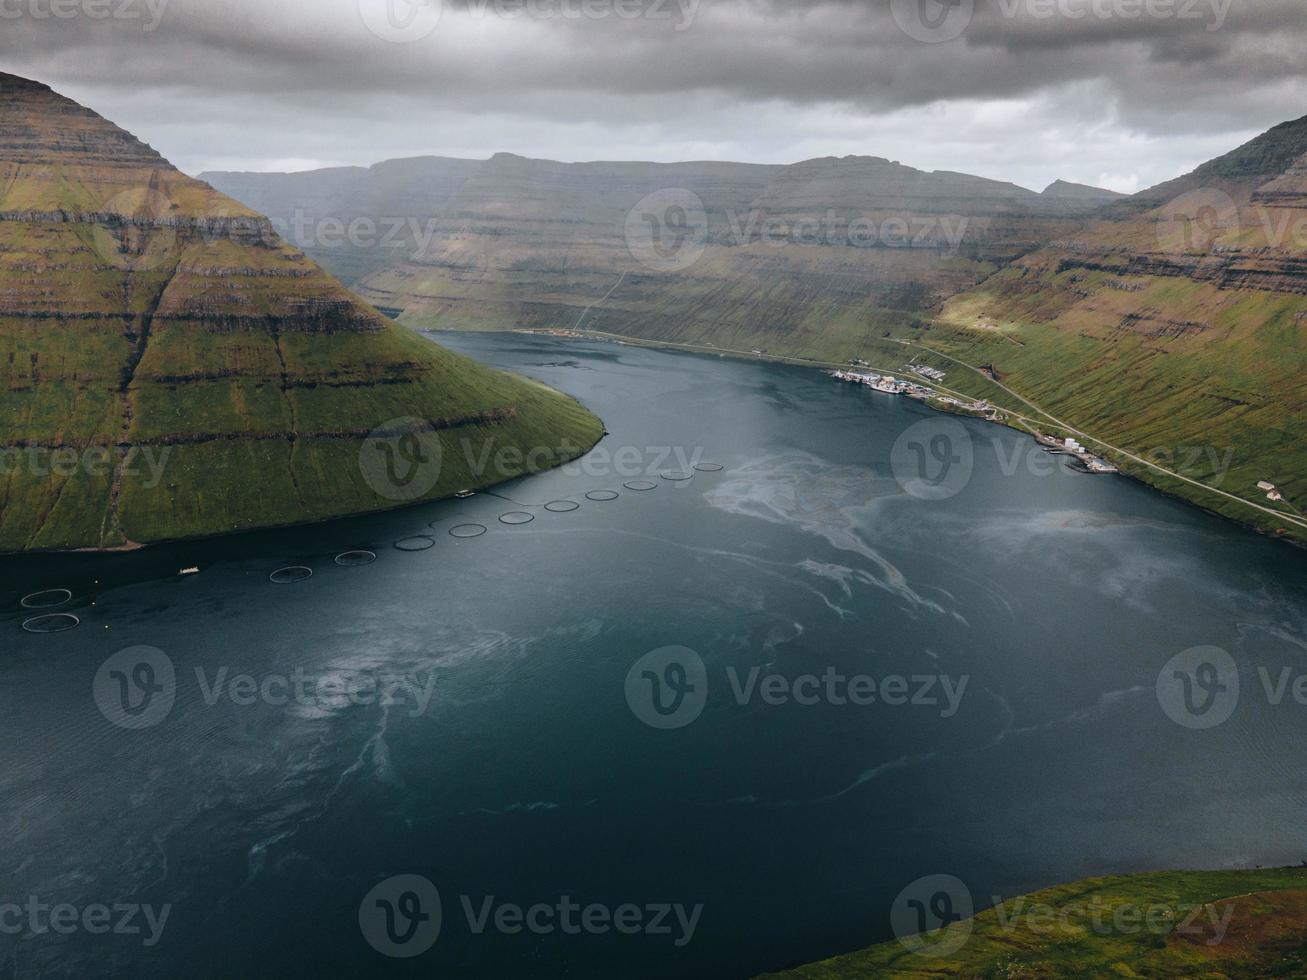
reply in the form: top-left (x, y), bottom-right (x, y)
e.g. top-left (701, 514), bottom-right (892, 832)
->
top-left (3, 332), bottom-right (1306, 978)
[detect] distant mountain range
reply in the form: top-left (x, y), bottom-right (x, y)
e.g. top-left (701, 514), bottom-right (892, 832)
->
top-left (204, 126), bottom-right (1307, 543)
top-left (0, 73), bottom-right (601, 551)
top-left (203, 154), bottom-right (1124, 348)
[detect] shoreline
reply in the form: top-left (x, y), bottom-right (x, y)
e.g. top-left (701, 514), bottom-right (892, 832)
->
top-left (501, 326), bottom-right (1307, 552)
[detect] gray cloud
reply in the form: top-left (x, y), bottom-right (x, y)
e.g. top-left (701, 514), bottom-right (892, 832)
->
top-left (1, 0), bottom-right (1303, 190)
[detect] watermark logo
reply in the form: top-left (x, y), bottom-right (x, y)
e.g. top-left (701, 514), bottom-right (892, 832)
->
top-left (625, 646), bottom-right (708, 730)
top-left (1156, 187), bottom-right (1239, 252)
top-left (625, 189), bottom-right (708, 273)
top-left (1156, 646), bottom-right (1239, 729)
top-left (0, 446), bottom-right (170, 488)
top-left (359, 418), bottom-right (445, 502)
top-left (891, 418), bottom-right (975, 500)
top-left (359, 877), bottom-right (702, 955)
top-left (891, 0), bottom-right (974, 43)
top-left (0, 898), bottom-right (171, 947)
top-left (93, 646), bottom-right (176, 731)
top-left (359, 875), bottom-right (443, 958)
top-left (0, 0), bottom-right (172, 31)
top-left (90, 188), bottom-right (179, 272)
top-left (992, 893), bottom-right (1236, 945)
top-left (891, 874), bottom-right (973, 957)
top-left (358, 0), bottom-right (443, 42)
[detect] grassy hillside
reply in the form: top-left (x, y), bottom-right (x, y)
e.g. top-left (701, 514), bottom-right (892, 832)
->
top-left (0, 73), bottom-right (602, 552)
top-left (763, 868), bottom-right (1307, 979)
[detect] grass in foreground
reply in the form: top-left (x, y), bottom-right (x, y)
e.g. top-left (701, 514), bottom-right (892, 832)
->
top-left (761, 868), bottom-right (1307, 979)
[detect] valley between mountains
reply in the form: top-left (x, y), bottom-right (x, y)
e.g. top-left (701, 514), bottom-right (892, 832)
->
top-left (206, 119), bottom-right (1307, 545)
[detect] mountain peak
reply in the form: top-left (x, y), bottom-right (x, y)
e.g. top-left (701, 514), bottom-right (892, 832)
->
top-left (0, 71), bottom-right (51, 92)
top-left (1041, 179), bottom-right (1125, 200)
top-left (0, 69), bottom-right (165, 172)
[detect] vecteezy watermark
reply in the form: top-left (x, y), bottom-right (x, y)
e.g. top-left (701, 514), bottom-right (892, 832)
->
top-left (359, 0), bottom-right (699, 42)
top-left (0, 0), bottom-right (172, 31)
top-left (359, 876), bottom-right (443, 958)
top-left (358, 0), bottom-right (443, 43)
top-left (1157, 189), bottom-right (1307, 252)
top-left (625, 647), bottom-right (709, 729)
top-left (0, 897), bottom-right (171, 947)
top-left (561, 443), bottom-right (705, 480)
top-left (1157, 646), bottom-right (1307, 730)
top-left (464, 0), bottom-right (700, 29)
top-left (266, 211), bottom-right (444, 262)
top-left (358, 426), bottom-right (709, 501)
top-left (359, 418), bottom-right (445, 503)
top-left (0, 446), bottom-right (171, 488)
top-left (722, 210), bottom-right (969, 254)
top-left (359, 876), bottom-right (703, 958)
top-left (94, 647), bottom-right (437, 731)
top-left (992, 894), bottom-right (1236, 946)
top-left (726, 667), bottom-right (969, 717)
top-left (625, 189), bottom-right (709, 273)
top-left (891, 418), bottom-right (975, 501)
top-left (891, 0), bottom-right (975, 43)
top-left (623, 195), bottom-right (971, 272)
top-left (624, 648), bottom-right (970, 730)
top-left (892, 0), bottom-right (1232, 44)
top-left (891, 875), bottom-right (974, 957)
top-left (94, 646), bottom-right (177, 731)
top-left (1156, 646), bottom-right (1239, 730)
top-left (1156, 187), bottom-right (1240, 252)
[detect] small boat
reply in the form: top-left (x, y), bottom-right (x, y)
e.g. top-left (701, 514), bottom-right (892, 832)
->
top-left (179, 566), bottom-right (200, 576)
top-left (455, 490), bottom-right (475, 499)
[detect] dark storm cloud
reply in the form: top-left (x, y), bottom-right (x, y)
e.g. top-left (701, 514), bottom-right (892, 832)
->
top-left (0, 0), bottom-right (1303, 189)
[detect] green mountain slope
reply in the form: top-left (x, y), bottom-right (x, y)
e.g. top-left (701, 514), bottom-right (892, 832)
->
top-left (0, 73), bottom-right (602, 552)
top-left (762, 868), bottom-right (1307, 979)
top-left (921, 117), bottom-right (1307, 542)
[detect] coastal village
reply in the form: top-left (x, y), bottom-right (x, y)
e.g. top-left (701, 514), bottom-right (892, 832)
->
top-left (830, 363), bottom-right (1122, 475)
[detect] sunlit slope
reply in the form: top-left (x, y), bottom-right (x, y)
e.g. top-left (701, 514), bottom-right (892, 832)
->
top-left (0, 73), bottom-right (602, 551)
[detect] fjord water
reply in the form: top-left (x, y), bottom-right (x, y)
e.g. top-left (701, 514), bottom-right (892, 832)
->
top-left (4, 333), bottom-right (1307, 978)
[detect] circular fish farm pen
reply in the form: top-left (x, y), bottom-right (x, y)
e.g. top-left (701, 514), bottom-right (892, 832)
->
top-left (22, 613), bottom-right (81, 634)
top-left (21, 588), bottom-right (73, 609)
top-left (334, 551), bottom-right (377, 567)
top-left (499, 512), bottom-right (536, 526)
top-left (394, 536), bottom-right (436, 553)
top-left (662, 471), bottom-right (694, 482)
top-left (624, 480), bottom-right (658, 492)
top-left (449, 523), bottom-right (489, 539)
top-left (270, 566), bottom-right (314, 585)
top-left (586, 490), bottom-right (620, 502)
top-left (544, 500), bottom-right (581, 513)
top-left (693, 461), bottom-right (725, 473)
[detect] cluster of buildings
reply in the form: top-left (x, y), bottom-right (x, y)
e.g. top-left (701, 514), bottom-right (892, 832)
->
top-left (1258, 480), bottom-right (1285, 502)
top-left (829, 369), bottom-right (1003, 422)
top-left (1034, 434), bottom-right (1119, 474)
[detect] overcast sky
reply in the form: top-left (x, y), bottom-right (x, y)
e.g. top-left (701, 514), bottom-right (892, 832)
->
top-left (3, 0), bottom-right (1304, 192)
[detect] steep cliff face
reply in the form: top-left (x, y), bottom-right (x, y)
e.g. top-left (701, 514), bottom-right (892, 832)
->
top-left (203, 153), bottom-right (1121, 354)
top-left (0, 73), bottom-right (602, 551)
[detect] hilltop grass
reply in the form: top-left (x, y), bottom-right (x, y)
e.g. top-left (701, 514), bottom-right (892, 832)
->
top-left (762, 868), bottom-right (1307, 979)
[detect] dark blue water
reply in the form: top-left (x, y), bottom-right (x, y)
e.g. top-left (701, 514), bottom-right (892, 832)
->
top-left (3, 333), bottom-right (1306, 978)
